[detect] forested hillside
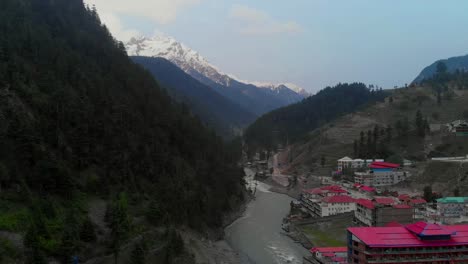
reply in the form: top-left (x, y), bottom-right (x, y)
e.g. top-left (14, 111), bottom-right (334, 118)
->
top-left (278, 62), bottom-right (468, 181)
top-left (413, 54), bottom-right (468, 84)
top-left (244, 83), bottom-right (387, 152)
top-left (0, 0), bottom-right (244, 262)
top-left (131, 56), bottom-right (255, 137)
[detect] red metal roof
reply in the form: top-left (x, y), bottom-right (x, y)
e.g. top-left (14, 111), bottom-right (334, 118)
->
top-left (359, 185), bottom-right (376, 192)
top-left (374, 197), bottom-right (396, 205)
top-left (356, 198), bottom-right (375, 209)
top-left (348, 223), bottom-right (468, 248)
top-left (371, 161), bottom-right (400, 168)
top-left (410, 198), bottom-right (427, 204)
top-left (310, 247), bottom-right (347, 253)
top-left (398, 194), bottom-right (410, 200)
top-left (392, 204), bottom-right (412, 209)
top-left (385, 221), bottom-right (403, 227)
top-left (306, 185), bottom-right (347, 195)
top-left (406, 222), bottom-right (454, 237)
top-left (323, 195), bottom-right (355, 203)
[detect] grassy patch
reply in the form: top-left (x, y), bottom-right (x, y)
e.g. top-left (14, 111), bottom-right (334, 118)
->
top-left (300, 226), bottom-right (346, 247)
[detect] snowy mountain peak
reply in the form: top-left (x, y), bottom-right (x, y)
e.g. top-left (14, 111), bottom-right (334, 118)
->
top-left (125, 34), bottom-right (307, 98)
top-left (126, 35), bottom-right (231, 86)
top-left (250, 82), bottom-right (309, 96)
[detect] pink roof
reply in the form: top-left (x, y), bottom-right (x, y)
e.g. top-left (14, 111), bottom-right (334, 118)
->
top-left (360, 185), bottom-right (376, 192)
top-left (398, 194), bottom-right (410, 200)
top-left (323, 195), bottom-right (355, 203)
top-left (356, 198), bottom-right (375, 209)
top-left (385, 221), bottom-right (403, 227)
top-left (353, 183), bottom-right (361, 187)
top-left (310, 247), bottom-right (347, 253)
top-left (348, 223), bottom-right (468, 248)
top-left (321, 185), bottom-right (344, 191)
top-left (370, 161), bottom-right (400, 168)
top-left (406, 222), bottom-right (454, 236)
top-left (410, 198), bottom-right (427, 204)
top-left (393, 204), bottom-right (412, 209)
top-left (306, 185), bottom-right (347, 195)
top-left (374, 197), bottom-right (396, 205)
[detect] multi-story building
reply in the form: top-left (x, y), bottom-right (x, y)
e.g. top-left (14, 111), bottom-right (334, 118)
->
top-left (354, 198), bottom-right (414, 227)
top-left (347, 222), bottom-right (468, 263)
top-left (301, 185), bottom-right (349, 216)
top-left (310, 195), bottom-right (356, 217)
top-left (436, 197), bottom-right (468, 218)
top-left (306, 247), bottom-right (348, 264)
top-left (354, 162), bottom-right (408, 187)
top-left (337, 157), bottom-right (384, 171)
top-left (408, 198), bottom-right (427, 220)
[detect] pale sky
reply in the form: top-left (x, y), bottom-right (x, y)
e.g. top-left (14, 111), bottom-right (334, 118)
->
top-left (85, 0), bottom-right (468, 93)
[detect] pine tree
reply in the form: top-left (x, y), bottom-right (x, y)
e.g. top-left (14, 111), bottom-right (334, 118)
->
top-left (110, 193), bottom-right (132, 264)
top-left (415, 110), bottom-right (425, 137)
top-left (353, 140), bottom-right (358, 158)
top-left (385, 125), bottom-right (392, 142)
top-left (359, 131), bottom-right (365, 158)
top-left (131, 241), bottom-right (146, 264)
top-left (366, 130), bottom-right (372, 157)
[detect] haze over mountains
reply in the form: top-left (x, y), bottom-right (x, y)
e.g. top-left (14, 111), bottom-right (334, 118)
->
top-left (126, 35), bottom-right (308, 120)
top-left (414, 54), bottom-right (468, 83)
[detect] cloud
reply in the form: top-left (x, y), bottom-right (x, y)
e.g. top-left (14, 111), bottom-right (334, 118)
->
top-left (85, 0), bottom-right (202, 24)
top-left (229, 5), bottom-right (303, 36)
top-left (99, 12), bottom-right (141, 42)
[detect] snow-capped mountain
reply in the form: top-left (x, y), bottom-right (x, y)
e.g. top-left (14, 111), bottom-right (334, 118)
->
top-left (127, 35), bottom-right (233, 87)
top-left (126, 35), bottom-right (307, 115)
top-left (249, 82), bottom-right (309, 96)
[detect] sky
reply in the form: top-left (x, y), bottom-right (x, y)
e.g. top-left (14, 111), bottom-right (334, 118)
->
top-left (85, 0), bottom-right (468, 93)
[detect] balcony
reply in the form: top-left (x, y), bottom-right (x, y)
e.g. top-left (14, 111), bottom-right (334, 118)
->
top-left (367, 255), bottom-right (468, 263)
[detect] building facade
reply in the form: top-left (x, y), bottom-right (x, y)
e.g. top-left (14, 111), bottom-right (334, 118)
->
top-left (354, 162), bottom-right (408, 187)
top-left (437, 197), bottom-right (468, 218)
top-left (354, 198), bottom-right (414, 227)
top-left (337, 157), bottom-right (384, 171)
top-left (306, 247), bottom-right (348, 264)
top-left (311, 195), bottom-right (356, 217)
top-left (348, 222), bottom-right (468, 263)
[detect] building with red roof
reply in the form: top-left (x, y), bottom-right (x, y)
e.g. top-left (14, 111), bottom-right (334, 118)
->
top-left (374, 197), bottom-right (396, 206)
top-left (354, 198), bottom-right (414, 227)
top-left (347, 222), bottom-right (468, 263)
top-left (307, 247), bottom-right (347, 264)
top-left (407, 198), bottom-right (427, 220)
top-left (301, 185), bottom-right (352, 217)
top-left (397, 194), bottom-right (410, 201)
top-left (354, 161), bottom-right (408, 187)
top-left (307, 195), bottom-right (357, 217)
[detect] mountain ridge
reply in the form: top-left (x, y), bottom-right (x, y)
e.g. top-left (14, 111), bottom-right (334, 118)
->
top-left (126, 35), bottom-right (307, 115)
top-left (413, 53), bottom-right (468, 83)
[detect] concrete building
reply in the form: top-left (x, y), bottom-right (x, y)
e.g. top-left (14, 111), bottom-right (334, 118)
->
top-left (409, 198), bottom-right (427, 220)
top-left (354, 162), bottom-right (408, 187)
top-left (437, 197), bottom-right (468, 218)
top-left (348, 222), bottom-right (468, 263)
top-left (306, 247), bottom-right (347, 264)
top-left (310, 195), bottom-right (356, 217)
top-left (337, 157), bottom-right (384, 171)
top-left (354, 198), bottom-right (414, 227)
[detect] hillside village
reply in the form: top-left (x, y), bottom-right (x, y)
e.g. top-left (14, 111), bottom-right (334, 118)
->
top-left (245, 65), bottom-right (468, 264)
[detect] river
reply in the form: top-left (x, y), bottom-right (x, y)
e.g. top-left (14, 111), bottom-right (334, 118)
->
top-left (225, 168), bottom-right (309, 264)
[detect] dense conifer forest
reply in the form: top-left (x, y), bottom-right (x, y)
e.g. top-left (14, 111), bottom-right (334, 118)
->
top-left (0, 0), bottom-right (244, 262)
top-left (244, 83), bottom-right (387, 152)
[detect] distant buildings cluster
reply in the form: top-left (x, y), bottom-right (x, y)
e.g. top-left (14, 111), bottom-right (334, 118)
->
top-left (337, 157), bottom-right (410, 187)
